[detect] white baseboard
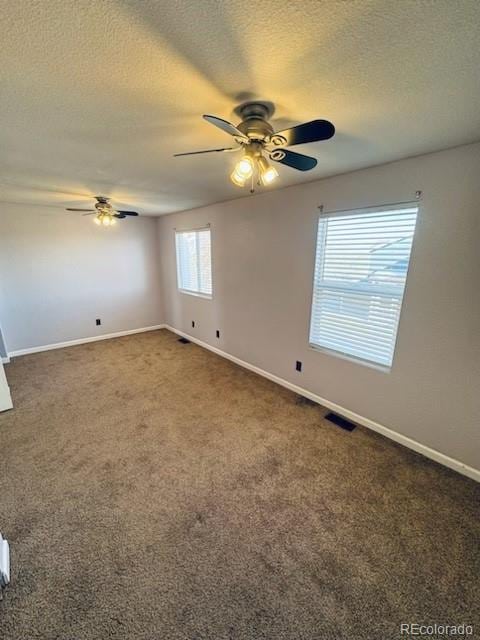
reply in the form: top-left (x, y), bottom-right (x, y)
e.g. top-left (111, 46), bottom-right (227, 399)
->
top-left (1, 357), bottom-right (10, 365)
top-left (164, 325), bottom-right (480, 483)
top-left (0, 532), bottom-right (10, 588)
top-left (8, 325), bottom-right (166, 358)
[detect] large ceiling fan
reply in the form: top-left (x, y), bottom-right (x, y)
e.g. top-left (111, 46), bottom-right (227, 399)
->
top-left (174, 101), bottom-right (335, 190)
top-left (66, 196), bottom-right (139, 226)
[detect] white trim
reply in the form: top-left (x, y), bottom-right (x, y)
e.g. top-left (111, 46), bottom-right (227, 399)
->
top-left (178, 289), bottom-right (213, 300)
top-left (7, 325), bottom-right (166, 358)
top-left (164, 325), bottom-right (480, 483)
top-left (309, 344), bottom-right (390, 373)
top-left (0, 361), bottom-right (13, 412)
top-left (0, 532), bottom-right (11, 587)
top-left (1, 357), bottom-right (10, 364)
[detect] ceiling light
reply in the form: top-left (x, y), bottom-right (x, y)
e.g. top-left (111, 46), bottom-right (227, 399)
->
top-left (236, 156), bottom-right (254, 179)
top-left (230, 169), bottom-right (246, 187)
top-left (230, 155), bottom-right (254, 187)
top-left (261, 166), bottom-right (279, 185)
top-left (258, 156), bottom-right (279, 186)
top-left (94, 210), bottom-right (117, 226)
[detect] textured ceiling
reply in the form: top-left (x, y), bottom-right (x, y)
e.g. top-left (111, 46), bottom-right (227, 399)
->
top-left (1, 0), bottom-right (480, 216)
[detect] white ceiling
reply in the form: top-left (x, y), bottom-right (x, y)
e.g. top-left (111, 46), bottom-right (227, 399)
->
top-left (1, 0), bottom-right (480, 216)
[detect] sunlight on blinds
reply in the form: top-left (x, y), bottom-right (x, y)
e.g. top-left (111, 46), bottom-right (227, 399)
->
top-left (309, 204), bottom-right (418, 368)
top-left (175, 227), bottom-right (212, 297)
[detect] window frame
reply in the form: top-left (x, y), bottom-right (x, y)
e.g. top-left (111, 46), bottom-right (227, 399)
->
top-left (174, 225), bottom-right (213, 299)
top-left (308, 201), bottom-right (419, 371)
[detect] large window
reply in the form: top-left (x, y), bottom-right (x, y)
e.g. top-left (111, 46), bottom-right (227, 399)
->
top-left (309, 203), bottom-right (418, 368)
top-left (175, 227), bottom-right (212, 298)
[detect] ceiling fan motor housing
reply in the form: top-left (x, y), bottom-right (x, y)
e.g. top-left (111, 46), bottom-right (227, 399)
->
top-left (237, 102), bottom-right (274, 142)
top-left (95, 196), bottom-right (112, 211)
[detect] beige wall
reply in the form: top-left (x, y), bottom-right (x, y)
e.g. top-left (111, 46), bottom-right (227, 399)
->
top-left (1, 145), bottom-right (478, 470)
top-left (158, 143), bottom-right (480, 471)
top-left (0, 207), bottom-right (163, 352)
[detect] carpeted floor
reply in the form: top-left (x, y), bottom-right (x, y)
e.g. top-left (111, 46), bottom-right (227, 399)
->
top-left (0, 329), bottom-right (478, 639)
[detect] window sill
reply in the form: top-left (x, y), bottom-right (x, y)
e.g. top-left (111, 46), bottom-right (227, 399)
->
top-left (308, 343), bottom-right (392, 373)
top-left (178, 289), bottom-right (213, 300)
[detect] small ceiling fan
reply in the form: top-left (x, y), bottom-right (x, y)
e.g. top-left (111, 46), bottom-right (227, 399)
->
top-left (66, 196), bottom-right (139, 226)
top-left (174, 101), bottom-right (335, 190)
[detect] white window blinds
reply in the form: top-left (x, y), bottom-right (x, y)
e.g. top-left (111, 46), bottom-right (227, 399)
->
top-left (175, 227), bottom-right (212, 297)
top-left (309, 203), bottom-right (418, 368)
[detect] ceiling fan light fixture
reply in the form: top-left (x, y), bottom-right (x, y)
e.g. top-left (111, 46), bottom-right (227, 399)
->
top-left (101, 214), bottom-right (112, 226)
top-left (236, 156), bottom-right (254, 179)
top-left (230, 169), bottom-right (247, 187)
top-left (258, 156), bottom-right (279, 185)
top-left (230, 154), bottom-right (254, 187)
top-left (175, 103), bottom-right (335, 190)
top-left (67, 197), bottom-right (138, 223)
top-left (262, 166), bottom-right (279, 185)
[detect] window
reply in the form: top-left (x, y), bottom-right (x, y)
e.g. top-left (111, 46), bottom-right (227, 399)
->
top-left (309, 203), bottom-right (418, 368)
top-left (175, 227), bottom-right (212, 297)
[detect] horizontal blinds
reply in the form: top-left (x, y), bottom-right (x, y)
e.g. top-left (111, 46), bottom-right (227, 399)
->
top-left (309, 205), bottom-right (418, 367)
top-left (175, 228), bottom-right (212, 296)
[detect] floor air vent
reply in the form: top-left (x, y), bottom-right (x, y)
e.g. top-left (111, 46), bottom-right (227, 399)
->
top-left (178, 337), bottom-right (191, 344)
top-left (325, 412), bottom-right (357, 432)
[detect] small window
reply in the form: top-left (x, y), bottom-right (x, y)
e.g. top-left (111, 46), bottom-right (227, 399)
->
top-left (309, 203), bottom-right (418, 368)
top-left (175, 227), bottom-right (212, 298)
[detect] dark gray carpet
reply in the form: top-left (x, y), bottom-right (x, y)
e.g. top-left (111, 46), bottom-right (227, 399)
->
top-left (0, 329), bottom-right (478, 639)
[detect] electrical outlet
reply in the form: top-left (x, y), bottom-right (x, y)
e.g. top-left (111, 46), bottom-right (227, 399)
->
top-left (216, 330), bottom-right (220, 338)
top-left (96, 318), bottom-right (101, 326)
top-left (192, 321), bottom-right (195, 328)
top-left (296, 360), bottom-right (302, 372)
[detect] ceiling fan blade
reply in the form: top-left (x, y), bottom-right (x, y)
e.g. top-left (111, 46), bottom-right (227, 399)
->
top-left (81, 212), bottom-right (96, 216)
top-left (114, 214), bottom-right (126, 219)
top-left (203, 115), bottom-right (248, 141)
top-left (272, 120), bottom-right (335, 146)
top-left (269, 149), bottom-right (318, 171)
top-left (116, 211), bottom-right (139, 216)
top-left (174, 147), bottom-right (235, 157)
top-left (66, 208), bottom-right (95, 212)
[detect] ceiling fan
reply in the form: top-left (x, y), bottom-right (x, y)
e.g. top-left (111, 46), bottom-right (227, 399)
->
top-left (66, 196), bottom-right (139, 226)
top-left (174, 101), bottom-right (335, 190)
